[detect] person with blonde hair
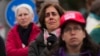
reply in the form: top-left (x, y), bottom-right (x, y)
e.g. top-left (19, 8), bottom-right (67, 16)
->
top-left (6, 3), bottom-right (41, 56)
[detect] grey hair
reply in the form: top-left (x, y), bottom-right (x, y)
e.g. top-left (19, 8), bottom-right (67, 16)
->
top-left (15, 3), bottom-right (34, 17)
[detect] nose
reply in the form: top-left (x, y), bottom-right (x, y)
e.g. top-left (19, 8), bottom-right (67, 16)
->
top-left (70, 30), bottom-right (76, 35)
top-left (49, 13), bottom-right (54, 20)
top-left (49, 13), bottom-right (53, 18)
top-left (21, 15), bottom-right (25, 19)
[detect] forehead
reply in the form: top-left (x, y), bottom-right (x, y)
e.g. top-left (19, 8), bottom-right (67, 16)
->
top-left (17, 7), bottom-right (29, 13)
top-left (45, 6), bottom-right (58, 13)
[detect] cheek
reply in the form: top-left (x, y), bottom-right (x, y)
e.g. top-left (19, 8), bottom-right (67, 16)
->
top-left (27, 16), bottom-right (32, 21)
top-left (16, 17), bottom-right (20, 22)
top-left (56, 16), bottom-right (60, 22)
top-left (81, 31), bottom-right (86, 38)
top-left (55, 18), bottom-right (60, 26)
top-left (45, 19), bottom-right (48, 26)
top-left (45, 17), bottom-right (48, 22)
top-left (78, 32), bottom-right (86, 40)
top-left (29, 18), bottom-right (32, 21)
top-left (56, 18), bottom-right (60, 23)
top-left (45, 18), bottom-right (48, 23)
top-left (62, 33), bottom-right (69, 42)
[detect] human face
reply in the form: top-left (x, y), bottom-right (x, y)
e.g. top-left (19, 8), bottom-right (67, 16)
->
top-left (45, 6), bottom-right (60, 32)
top-left (16, 7), bottom-right (33, 28)
top-left (62, 22), bottom-right (86, 48)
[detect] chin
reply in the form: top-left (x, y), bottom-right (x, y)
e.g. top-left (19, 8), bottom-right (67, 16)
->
top-left (21, 24), bottom-right (28, 27)
top-left (70, 43), bottom-right (80, 47)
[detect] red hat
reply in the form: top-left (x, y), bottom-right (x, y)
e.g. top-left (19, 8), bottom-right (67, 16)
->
top-left (60, 11), bottom-right (85, 27)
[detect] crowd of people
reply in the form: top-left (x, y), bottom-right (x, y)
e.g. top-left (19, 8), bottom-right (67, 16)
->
top-left (0, 0), bottom-right (100, 56)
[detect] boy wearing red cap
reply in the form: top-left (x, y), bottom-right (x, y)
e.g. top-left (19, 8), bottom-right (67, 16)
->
top-left (40, 11), bottom-right (100, 56)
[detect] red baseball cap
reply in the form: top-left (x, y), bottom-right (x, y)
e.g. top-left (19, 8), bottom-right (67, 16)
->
top-left (60, 11), bottom-right (86, 27)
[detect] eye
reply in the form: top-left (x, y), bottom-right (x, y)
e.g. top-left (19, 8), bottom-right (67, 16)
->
top-left (45, 13), bottom-right (50, 17)
top-left (64, 27), bottom-right (71, 32)
top-left (52, 12), bottom-right (57, 16)
top-left (18, 14), bottom-right (22, 17)
top-left (24, 13), bottom-right (28, 16)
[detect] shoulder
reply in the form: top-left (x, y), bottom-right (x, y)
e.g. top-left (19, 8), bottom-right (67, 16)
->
top-left (29, 40), bottom-right (37, 48)
top-left (35, 31), bottom-right (44, 42)
top-left (32, 23), bottom-right (41, 31)
top-left (7, 25), bottom-right (18, 35)
top-left (30, 31), bottom-right (44, 45)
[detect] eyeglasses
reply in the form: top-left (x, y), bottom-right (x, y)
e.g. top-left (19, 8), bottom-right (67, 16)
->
top-left (64, 26), bottom-right (82, 33)
top-left (45, 12), bottom-right (58, 18)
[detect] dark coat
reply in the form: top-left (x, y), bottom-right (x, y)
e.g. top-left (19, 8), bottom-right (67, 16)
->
top-left (0, 36), bottom-right (6, 56)
top-left (28, 31), bottom-right (46, 56)
top-left (28, 31), bottom-right (59, 56)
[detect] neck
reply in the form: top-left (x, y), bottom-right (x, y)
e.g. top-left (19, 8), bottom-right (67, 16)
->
top-left (19, 23), bottom-right (32, 29)
top-left (66, 44), bottom-right (82, 54)
top-left (47, 28), bottom-right (59, 33)
top-left (23, 26), bottom-right (28, 29)
top-left (48, 29), bottom-right (55, 33)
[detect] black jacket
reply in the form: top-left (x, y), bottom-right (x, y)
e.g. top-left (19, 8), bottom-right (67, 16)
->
top-left (28, 31), bottom-right (59, 56)
top-left (28, 31), bottom-right (47, 56)
top-left (0, 36), bottom-right (6, 56)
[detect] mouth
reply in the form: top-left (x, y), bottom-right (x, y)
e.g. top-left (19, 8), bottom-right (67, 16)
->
top-left (70, 38), bottom-right (77, 42)
top-left (48, 21), bottom-right (56, 25)
top-left (21, 21), bottom-right (26, 24)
